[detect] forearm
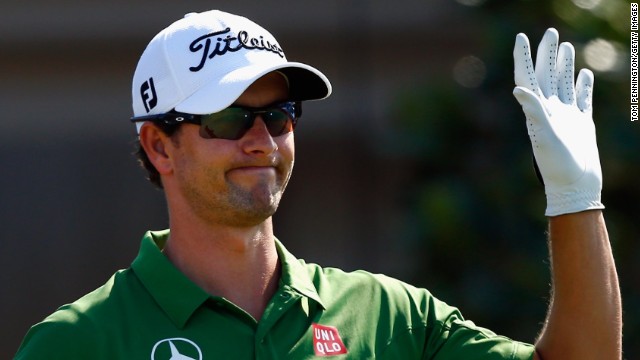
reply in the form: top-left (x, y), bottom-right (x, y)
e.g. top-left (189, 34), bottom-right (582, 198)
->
top-left (535, 210), bottom-right (622, 359)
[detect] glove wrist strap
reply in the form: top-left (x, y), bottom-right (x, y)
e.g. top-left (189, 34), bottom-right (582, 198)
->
top-left (545, 189), bottom-right (604, 217)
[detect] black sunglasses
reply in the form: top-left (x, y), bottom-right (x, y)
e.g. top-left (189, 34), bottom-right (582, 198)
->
top-left (130, 101), bottom-right (301, 140)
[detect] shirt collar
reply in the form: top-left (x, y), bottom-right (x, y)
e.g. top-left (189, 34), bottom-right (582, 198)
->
top-left (131, 230), bottom-right (210, 329)
top-left (131, 230), bottom-right (325, 329)
top-left (274, 238), bottom-right (326, 309)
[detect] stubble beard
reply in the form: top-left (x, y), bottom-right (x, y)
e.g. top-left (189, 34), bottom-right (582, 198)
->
top-left (185, 163), bottom-right (293, 228)
top-left (224, 178), bottom-right (284, 226)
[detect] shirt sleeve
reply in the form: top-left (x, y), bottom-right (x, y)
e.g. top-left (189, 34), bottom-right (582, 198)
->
top-left (429, 316), bottom-right (536, 360)
top-left (420, 291), bottom-right (535, 360)
top-left (14, 308), bottom-right (99, 360)
top-left (371, 275), bottom-right (536, 360)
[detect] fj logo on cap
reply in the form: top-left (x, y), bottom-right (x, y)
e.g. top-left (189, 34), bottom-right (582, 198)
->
top-left (312, 323), bottom-right (348, 356)
top-left (189, 28), bottom-right (285, 72)
top-left (151, 337), bottom-right (203, 360)
top-left (140, 77), bottom-right (158, 113)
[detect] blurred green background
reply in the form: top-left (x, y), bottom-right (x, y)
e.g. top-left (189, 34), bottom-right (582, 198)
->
top-left (1, 0), bottom-right (635, 358)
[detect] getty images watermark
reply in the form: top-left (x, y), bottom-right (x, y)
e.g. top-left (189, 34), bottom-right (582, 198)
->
top-left (632, 3), bottom-right (638, 121)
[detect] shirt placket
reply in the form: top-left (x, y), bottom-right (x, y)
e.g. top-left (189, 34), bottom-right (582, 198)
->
top-left (254, 287), bottom-right (302, 359)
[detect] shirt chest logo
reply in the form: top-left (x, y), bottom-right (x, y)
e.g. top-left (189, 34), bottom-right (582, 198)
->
top-left (151, 337), bottom-right (203, 360)
top-left (312, 323), bottom-right (348, 356)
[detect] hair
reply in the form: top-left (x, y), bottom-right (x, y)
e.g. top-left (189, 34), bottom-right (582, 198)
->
top-left (134, 122), bottom-right (182, 189)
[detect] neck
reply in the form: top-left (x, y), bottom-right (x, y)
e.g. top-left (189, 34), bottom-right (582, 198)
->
top-left (163, 216), bottom-right (280, 321)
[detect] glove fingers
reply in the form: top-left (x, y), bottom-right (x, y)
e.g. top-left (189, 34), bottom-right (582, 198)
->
top-left (513, 86), bottom-right (549, 129)
top-left (557, 42), bottom-right (576, 105)
top-left (576, 68), bottom-right (594, 113)
top-left (534, 28), bottom-right (559, 98)
top-left (513, 33), bottom-right (541, 95)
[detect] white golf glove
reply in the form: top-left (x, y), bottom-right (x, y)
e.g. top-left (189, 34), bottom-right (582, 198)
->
top-left (512, 28), bottom-right (604, 217)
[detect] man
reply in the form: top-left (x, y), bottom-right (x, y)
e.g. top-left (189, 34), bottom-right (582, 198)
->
top-left (15, 10), bottom-right (621, 359)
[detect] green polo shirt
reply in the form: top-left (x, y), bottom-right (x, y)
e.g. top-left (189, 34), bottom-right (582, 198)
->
top-left (16, 230), bottom-right (535, 359)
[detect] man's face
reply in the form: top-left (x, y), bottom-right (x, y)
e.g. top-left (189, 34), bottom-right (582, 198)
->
top-left (167, 72), bottom-right (295, 227)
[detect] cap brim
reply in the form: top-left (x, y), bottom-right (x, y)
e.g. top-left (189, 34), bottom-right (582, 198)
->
top-left (174, 61), bottom-right (331, 115)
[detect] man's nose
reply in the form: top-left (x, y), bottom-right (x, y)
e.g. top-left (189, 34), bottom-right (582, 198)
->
top-left (238, 116), bottom-right (278, 155)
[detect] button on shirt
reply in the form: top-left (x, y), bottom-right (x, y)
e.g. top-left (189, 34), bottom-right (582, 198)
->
top-left (16, 230), bottom-right (535, 359)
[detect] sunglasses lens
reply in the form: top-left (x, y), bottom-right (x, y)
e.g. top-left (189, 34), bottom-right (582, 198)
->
top-left (197, 103), bottom-right (297, 140)
top-left (263, 109), bottom-right (294, 137)
top-left (199, 108), bottom-right (252, 140)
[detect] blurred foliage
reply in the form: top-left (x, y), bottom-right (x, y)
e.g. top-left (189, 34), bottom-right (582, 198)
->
top-left (387, 0), bottom-right (637, 357)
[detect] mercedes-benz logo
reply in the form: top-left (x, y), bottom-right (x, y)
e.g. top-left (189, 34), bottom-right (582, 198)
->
top-left (151, 338), bottom-right (203, 360)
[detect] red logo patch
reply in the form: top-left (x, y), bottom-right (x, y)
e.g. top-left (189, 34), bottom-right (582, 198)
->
top-left (312, 323), bottom-right (348, 356)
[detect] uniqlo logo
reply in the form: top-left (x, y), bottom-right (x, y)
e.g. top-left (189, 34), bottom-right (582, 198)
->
top-left (312, 323), bottom-right (348, 356)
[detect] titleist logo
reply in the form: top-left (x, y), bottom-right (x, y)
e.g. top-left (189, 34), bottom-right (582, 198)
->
top-left (189, 28), bottom-right (284, 72)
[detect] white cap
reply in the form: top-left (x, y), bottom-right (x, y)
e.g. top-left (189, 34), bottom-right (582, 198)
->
top-left (131, 10), bottom-right (332, 127)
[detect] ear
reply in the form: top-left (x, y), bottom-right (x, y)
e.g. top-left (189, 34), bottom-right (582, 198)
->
top-left (139, 123), bottom-right (175, 176)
